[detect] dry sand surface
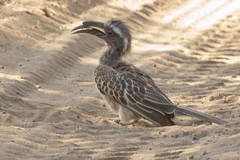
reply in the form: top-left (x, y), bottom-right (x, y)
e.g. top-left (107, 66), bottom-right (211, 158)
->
top-left (0, 0), bottom-right (240, 159)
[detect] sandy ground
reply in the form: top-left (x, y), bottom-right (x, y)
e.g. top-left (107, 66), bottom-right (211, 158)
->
top-left (0, 0), bottom-right (240, 159)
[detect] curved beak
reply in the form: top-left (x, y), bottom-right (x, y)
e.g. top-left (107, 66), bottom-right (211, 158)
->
top-left (71, 21), bottom-right (105, 35)
top-left (71, 21), bottom-right (107, 41)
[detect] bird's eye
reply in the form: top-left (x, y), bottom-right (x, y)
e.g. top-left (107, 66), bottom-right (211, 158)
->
top-left (107, 30), bottom-right (114, 36)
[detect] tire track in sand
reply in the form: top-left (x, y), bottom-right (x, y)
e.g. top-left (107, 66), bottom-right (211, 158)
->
top-left (0, 0), bottom-right (240, 159)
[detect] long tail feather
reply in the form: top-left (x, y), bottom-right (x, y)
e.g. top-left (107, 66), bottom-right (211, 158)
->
top-left (175, 106), bottom-right (227, 124)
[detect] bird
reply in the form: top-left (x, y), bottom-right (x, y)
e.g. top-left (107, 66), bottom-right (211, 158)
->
top-left (71, 20), bottom-right (227, 126)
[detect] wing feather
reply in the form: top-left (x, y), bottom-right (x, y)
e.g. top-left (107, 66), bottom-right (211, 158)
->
top-left (95, 63), bottom-right (176, 125)
top-left (130, 104), bottom-right (174, 126)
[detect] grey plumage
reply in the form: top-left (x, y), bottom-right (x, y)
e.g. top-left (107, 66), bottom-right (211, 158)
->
top-left (72, 20), bottom-right (227, 126)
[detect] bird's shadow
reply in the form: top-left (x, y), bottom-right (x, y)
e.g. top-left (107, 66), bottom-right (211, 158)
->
top-left (113, 117), bottom-right (211, 128)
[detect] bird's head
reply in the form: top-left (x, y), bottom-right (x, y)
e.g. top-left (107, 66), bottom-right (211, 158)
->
top-left (72, 20), bottom-right (131, 54)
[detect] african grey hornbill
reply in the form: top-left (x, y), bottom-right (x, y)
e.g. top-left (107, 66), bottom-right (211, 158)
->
top-left (71, 20), bottom-right (227, 126)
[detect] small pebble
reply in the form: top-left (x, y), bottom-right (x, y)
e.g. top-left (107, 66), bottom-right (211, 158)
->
top-left (189, 155), bottom-right (194, 159)
top-left (209, 96), bottom-right (214, 101)
top-left (36, 85), bottom-right (41, 89)
top-left (202, 151), bottom-right (207, 155)
top-left (172, 134), bottom-right (179, 138)
top-left (192, 134), bottom-right (198, 140)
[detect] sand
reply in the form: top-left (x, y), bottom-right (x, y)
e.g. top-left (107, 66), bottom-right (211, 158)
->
top-left (0, 0), bottom-right (240, 159)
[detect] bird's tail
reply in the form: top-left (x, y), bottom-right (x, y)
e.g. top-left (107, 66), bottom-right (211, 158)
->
top-left (175, 106), bottom-right (227, 124)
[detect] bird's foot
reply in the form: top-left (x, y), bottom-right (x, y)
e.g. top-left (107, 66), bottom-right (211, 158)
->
top-left (114, 119), bottom-right (139, 126)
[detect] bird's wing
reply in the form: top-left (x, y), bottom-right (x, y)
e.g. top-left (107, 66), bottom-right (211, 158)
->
top-left (95, 65), bottom-right (176, 126)
top-left (116, 62), bottom-right (174, 101)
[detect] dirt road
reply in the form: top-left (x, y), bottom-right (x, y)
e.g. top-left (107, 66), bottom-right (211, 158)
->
top-left (0, 0), bottom-right (239, 159)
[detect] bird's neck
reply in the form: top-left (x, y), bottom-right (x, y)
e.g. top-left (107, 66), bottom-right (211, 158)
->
top-left (99, 47), bottom-right (123, 66)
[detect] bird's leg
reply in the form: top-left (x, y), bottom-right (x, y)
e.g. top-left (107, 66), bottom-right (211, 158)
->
top-left (118, 106), bottom-right (140, 125)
